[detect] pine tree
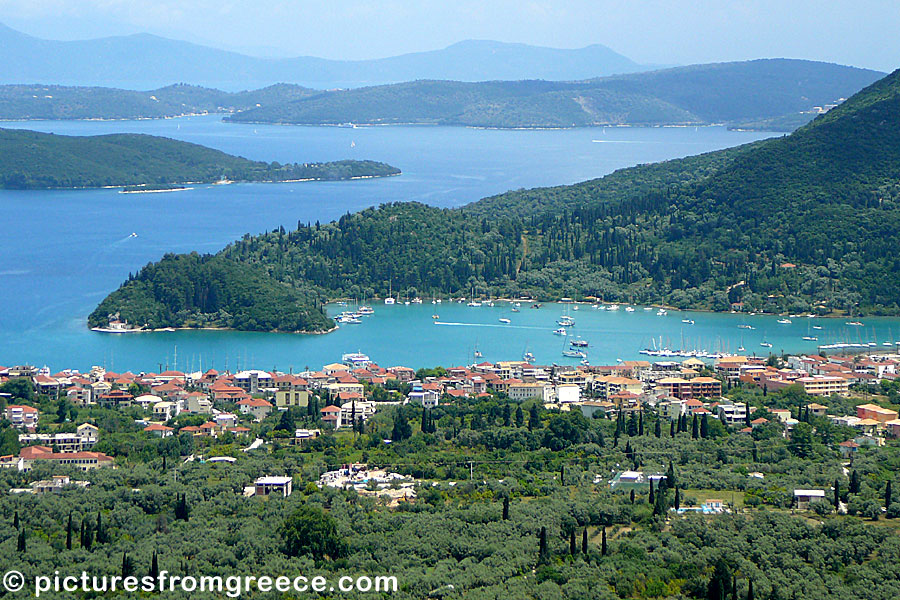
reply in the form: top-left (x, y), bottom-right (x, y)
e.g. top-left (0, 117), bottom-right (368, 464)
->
top-left (66, 512), bottom-right (73, 550)
top-left (502, 497), bottom-right (510, 520)
top-left (538, 527), bottom-right (548, 563)
top-left (582, 528), bottom-right (588, 555)
top-left (569, 530), bottom-right (576, 555)
top-left (601, 527), bottom-right (607, 556)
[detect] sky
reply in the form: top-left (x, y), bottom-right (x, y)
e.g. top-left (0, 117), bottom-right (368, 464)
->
top-left (0, 0), bottom-right (897, 72)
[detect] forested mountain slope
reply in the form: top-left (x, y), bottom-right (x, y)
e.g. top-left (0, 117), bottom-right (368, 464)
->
top-left (92, 68), bottom-right (900, 330)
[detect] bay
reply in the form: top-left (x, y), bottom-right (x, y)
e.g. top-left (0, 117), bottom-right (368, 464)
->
top-left (4, 115), bottom-right (876, 373)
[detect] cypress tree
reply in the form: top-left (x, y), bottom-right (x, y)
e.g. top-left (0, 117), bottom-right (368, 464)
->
top-left (502, 497), bottom-right (509, 521)
top-left (732, 576), bottom-right (738, 600)
top-left (670, 420), bottom-right (676, 437)
top-left (692, 415), bottom-right (699, 439)
top-left (538, 527), bottom-right (548, 563)
top-left (16, 528), bottom-right (25, 552)
top-left (66, 512), bottom-right (73, 550)
top-left (630, 489), bottom-right (635, 504)
top-left (569, 530), bottom-right (576, 555)
top-left (582, 528), bottom-right (588, 554)
top-left (13, 511), bottom-right (19, 529)
top-left (675, 486), bottom-right (681, 510)
top-left (700, 414), bottom-right (710, 438)
top-left (655, 418), bottom-right (661, 438)
top-left (638, 412), bottom-right (644, 436)
top-left (560, 465), bottom-right (566, 485)
top-left (886, 480), bottom-right (893, 511)
top-left (95, 511), bottom-right (104, 544)
top-left (149, 551), bottom-right (159, 578)
top-left (515, 405), bottom-right (524, 428)
top-left (834, 479), bottom-right (840, 510)
top-left (850, 470), bottom-right (860, 494)
top-left (649, 479), bottom-right (655, 505)
top-left (83, 520), bottom-right (93, 551)
top-left (121, 552), bottom-right (133, 578)
top-left (747, 580), bottom-right (754, 600)
top-left (601, 527), bottom-right (607, 556)
top-left (667, 461), bottom-right (677, 488)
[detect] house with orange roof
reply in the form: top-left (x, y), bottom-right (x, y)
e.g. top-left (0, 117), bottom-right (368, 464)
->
top-left (5, 405), bottom-right (38, 430)
top-left (143, 423), bottom-right (174, 438)
top-left (321, 405), bottom-right (341, 428)
top-left (18, 445), bottom-right (114, 471)
top-left (237, 397), bottom-right (273, 421)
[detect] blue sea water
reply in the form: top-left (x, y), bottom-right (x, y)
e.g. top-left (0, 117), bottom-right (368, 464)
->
top-left (3, 116), bottom-right (885, 373)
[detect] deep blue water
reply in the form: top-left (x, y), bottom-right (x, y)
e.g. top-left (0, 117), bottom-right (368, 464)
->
top-left (5, 116), bottom-right (873, 373)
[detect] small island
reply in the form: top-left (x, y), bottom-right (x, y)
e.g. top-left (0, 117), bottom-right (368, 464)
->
top-left (0, 127), bottom-right (400, 190)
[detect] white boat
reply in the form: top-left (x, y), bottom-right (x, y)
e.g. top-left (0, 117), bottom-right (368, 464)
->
top-left (553, 327), bottom-right (568, 336)
top-left (558, 316), bottom-right (575, 326)
top-left (643, 307), bottom-right (653, 311)
top-left (608, 304), bottom-right (620, 311)
top-left (358, 305), bottom-right (374, 315)
top-left (777, 318), bottom-right (792, 324)
top-left (760, 341), bottom-right (773, 348)
top-left (384, 298), bottom-right (396, 305)
top-left (511, 307), bottom-right (520, 313)
top-left (411, 297), bottom-right (423, 304)
top-left (656, 309), bottom-right (667, 316)
top-left (499, 318), bottom-right (511, 324)
top-left (570, 338), bottom-right (589, 347)
top-left (812, 325), bottom-right (823, 330)
top-left (432, 314), bottom-right (439, 319)
top-left (467, 301), bottom-right (482, 307)
top-left (523, 352), bottom-right (535, 363)
top-left (682, 319), bottom-right (695, 325)
top-left (802, 336), bottom-right (818, 341)
top-left (846, 321), bottom-right (864, 326)
top-left (562, 349), bottom-right (587, 358)
top-left (625, 306), bottom-right (635, 312)
top-left (738, 324), bottom-right (754, 330)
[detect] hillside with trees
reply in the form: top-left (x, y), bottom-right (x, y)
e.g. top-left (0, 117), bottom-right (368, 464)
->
top-left (227, 59), bottom-right (882, 129)
top-left (93, 68), bottom-right (900, 327)
top-left (0, 127), bottom-right (399, 189)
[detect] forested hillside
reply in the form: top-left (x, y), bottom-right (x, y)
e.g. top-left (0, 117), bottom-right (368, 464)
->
top-left (0, 128), bottom-right (399, 189)
top-left (93, 68), bottom-right (900, 329)
top-left (228, 59), bottom-right (882, 129)
top-left (0, 83), bottom-right (317, 120)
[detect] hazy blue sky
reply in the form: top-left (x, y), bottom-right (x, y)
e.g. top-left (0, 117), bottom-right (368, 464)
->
top-left (0, 0), bottom-right (897, 71)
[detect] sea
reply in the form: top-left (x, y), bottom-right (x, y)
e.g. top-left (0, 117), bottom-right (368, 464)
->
top-left (3, 115), bottom-right (895, 373)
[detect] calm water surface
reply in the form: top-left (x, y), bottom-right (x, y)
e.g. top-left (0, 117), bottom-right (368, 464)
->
top-left (4, 116), bottom-right (868, 372)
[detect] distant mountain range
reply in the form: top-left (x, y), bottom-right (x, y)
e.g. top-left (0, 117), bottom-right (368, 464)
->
top-left (0, 23), bottom-right (647, 90)
top-left (226, 60), bottom-right (883, 128)
top-left (0, 60), bottom-right (882, 131)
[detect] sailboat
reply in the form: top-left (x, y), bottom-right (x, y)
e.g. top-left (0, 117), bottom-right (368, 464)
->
top-left (760, 331), bottom-right (773, 348)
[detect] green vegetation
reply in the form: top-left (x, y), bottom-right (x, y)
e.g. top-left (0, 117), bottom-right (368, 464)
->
top-left (227, 59), bottom-right (882, 129)
top-left (729, 111), bottom-right (817, 132)
top-left (0, 82), bottom-right (317, 120)
top-left (88, 252), bottom-right (333, 332)
top-left (5, 378), bottom-right (900, 599)
top-left (0, 127), bottom-right (399, 189)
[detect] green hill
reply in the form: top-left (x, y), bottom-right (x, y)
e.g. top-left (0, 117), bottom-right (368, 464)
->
top-left (0, 83), bottom-right (318, 120)
top-left (0, 127), bottom-right (399, 189)
top-left (92, 67), bottom-right (900, 331)
top-left (227, 60), bottom-right (882, 129)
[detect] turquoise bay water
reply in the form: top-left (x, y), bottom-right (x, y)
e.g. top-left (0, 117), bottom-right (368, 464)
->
top-left (5, 116), bottom-right (883, 373)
